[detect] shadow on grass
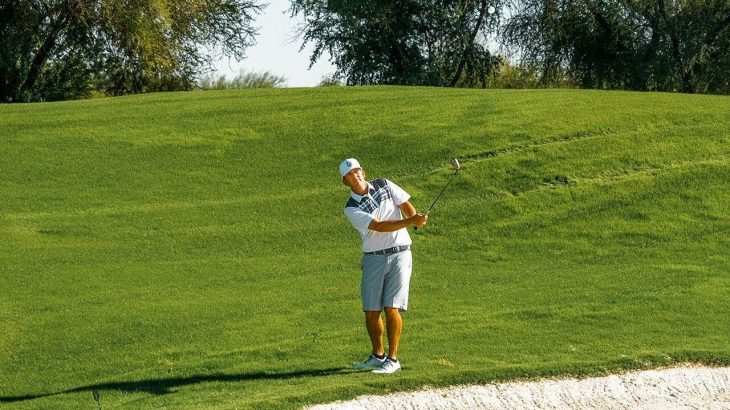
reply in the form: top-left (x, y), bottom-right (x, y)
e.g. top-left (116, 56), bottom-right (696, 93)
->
top-left (0, 367), bottom-right (351, 403)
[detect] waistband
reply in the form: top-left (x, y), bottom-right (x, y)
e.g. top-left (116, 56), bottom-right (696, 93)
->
top-left (364, 245), bottom-right (411, 255)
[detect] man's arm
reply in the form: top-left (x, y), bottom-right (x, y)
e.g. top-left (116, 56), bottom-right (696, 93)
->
top-left (398, 201), bottom-right (417, 218)
top-left (368, 201), bottom-right (427, 232)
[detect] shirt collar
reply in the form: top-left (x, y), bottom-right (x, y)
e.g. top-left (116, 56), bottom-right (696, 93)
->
top-left (350, 182), bottom-right (374, 202)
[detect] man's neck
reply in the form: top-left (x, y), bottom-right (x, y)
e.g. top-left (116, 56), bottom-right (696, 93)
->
top-left (351, 181), bottom-right (369, 196)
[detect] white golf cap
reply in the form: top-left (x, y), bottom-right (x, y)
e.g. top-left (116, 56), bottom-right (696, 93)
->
top-left (339, 158), bottom-right (362, 177)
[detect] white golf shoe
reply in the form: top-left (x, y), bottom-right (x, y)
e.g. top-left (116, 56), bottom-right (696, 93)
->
top-left (353, 354), bottom-right (386, 370)
top-left (372, 357), bottom-right (401, 374)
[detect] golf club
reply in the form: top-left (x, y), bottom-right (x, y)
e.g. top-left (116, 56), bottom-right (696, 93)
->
top-left (414, 158), bottom-right (461, 230)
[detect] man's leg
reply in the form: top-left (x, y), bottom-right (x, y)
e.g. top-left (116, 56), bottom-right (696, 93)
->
top-left (381, 251), bottom-right (411, 361)
top-left (370, 308), bottom-right (404, 374)
top-left (384, 307), bottom-right (402, 360)
top-left (353, 310), bottom-right (387, 370)
top-left (365, 311), bottom-right (385, 356)
top-left (362, 254), bottom-right (386, 356)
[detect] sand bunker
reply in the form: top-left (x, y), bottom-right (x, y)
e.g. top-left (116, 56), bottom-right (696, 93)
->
top-left (307, 365), bottom-right (730, 409)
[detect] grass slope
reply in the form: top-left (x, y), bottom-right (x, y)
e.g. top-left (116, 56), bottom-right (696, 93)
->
top-left (1, 87), bottom-right (728, 409)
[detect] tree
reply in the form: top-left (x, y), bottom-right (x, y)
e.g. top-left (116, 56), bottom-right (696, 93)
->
top-left (198, 70), bottom-right (287, 89)
top-left (501, 0), bottom-right (730, 93)
top-left (486, 57), bottom-right (576, 88)
top-left (0, 0), bottom-right (263, 102)
top-left (289, 0), bottom-right (503, 87)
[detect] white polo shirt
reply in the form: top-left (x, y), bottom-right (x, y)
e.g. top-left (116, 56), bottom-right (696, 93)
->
top-left (344, 178), bottom-right (412, 253)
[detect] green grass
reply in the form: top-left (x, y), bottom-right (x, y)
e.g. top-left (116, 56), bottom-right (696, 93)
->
top-left (1, 87), bottom-right (728, 409)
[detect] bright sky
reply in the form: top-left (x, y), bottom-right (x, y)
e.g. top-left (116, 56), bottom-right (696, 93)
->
top-left (212, 0), bottom-right (335, 87)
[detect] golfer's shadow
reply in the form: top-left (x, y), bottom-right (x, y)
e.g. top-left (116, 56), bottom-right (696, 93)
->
top-left (0, 367), bottom-right (351, 403)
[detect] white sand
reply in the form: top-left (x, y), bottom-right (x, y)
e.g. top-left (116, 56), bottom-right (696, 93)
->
top-left (306, 365), bottom-right (730, 409)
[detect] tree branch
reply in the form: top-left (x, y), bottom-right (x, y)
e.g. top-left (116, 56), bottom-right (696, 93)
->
top-left (18, 1), bottom-right (70, 96)
top-left (657, 0), bottom-right (681, 69)
top-left (450, 0), bottom-right (488, 87)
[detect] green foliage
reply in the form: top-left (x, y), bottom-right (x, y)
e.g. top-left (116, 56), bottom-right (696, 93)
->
top-left (0, 87), bottom-right (728, 408)
top-left (0, 0), bottom-right (263, 102)
top-left (487, 57), bottom-right (577, 88)
top-left (318, 73), bottom-right (342, 87)
top-left (290, 0), bottom-right (503, 87)
top-left (501, 0), bottom-right (730, 93)
top-left (30, 50), bottom-right (96, 101)
top-left (198, 71), bottom-right (287, 89)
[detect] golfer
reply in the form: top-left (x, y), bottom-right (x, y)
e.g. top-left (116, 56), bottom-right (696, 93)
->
top-left (340, 158), bottom-right (428, 374)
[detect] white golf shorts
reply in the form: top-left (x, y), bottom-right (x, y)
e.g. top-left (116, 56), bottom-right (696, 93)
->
top-left (361, 250), bottom-right (412, 312)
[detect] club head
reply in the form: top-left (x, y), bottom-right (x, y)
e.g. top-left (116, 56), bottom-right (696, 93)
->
top-left (451, 158), bottom-right (461, 171)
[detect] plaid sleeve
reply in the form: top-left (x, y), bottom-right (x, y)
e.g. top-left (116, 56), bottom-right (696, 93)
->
top-left (385, 179), bottom-right (411, 205)
top-left (344, 206), bottom-right (373, 234)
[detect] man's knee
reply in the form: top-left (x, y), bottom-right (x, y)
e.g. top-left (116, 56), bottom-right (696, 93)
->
top-left (365, 310), bottom-right (382, 321)
top-left (383, 307), bottom-right (400, 317)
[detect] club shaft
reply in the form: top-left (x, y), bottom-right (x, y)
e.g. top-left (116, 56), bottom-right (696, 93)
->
top-left (425, 169), bottom-right (459, 214)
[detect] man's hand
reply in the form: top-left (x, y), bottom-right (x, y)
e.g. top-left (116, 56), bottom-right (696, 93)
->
top-left (398, 201), bottom-right (427, 229)
top-left (412, 213), bottom-right (428, 228)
